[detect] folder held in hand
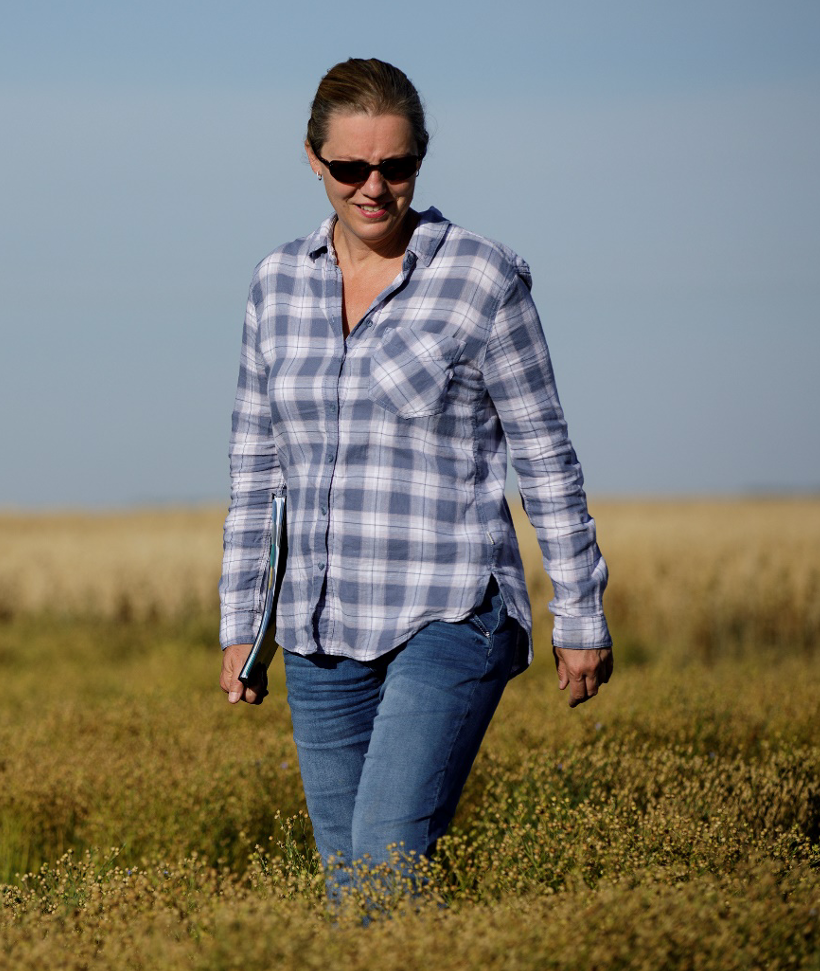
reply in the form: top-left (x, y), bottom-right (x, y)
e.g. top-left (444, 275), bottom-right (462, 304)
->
top-left (239, 494), bottom-right (286, 686)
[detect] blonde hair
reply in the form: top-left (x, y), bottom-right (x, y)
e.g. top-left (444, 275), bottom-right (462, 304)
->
top-left (306, 58), bottom-right (429, 158)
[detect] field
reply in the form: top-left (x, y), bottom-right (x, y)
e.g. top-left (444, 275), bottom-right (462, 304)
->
top-left (1, 498), bottom-right (818, 969)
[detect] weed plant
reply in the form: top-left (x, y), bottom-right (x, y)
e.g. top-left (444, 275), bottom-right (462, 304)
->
top-left (0, 500), bottom-right (818, 968)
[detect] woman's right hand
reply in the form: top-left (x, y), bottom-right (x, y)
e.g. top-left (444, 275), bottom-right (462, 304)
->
top-left (220, 644), bottom-right (268, 705)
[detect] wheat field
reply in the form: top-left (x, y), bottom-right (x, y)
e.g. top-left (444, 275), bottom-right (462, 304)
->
top-left (1, 498), bottom-right (818, 969)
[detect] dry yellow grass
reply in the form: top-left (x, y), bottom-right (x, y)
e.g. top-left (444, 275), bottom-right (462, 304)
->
top-left (0, 506), bottom-right (226, 621)
top-left (3, 498), bottom-right (819, 661)
top-left (515, 496), bottom-right (820, 659)
top-left (0, 498), bottom-right (818, 969)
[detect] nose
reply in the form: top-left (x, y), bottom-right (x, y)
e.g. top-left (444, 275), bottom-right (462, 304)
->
top-left (361, 168), bottom-right (388, 197)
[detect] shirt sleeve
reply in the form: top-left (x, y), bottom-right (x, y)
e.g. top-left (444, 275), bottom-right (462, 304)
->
top-left (218, 288), bottom-right (285, 649)
top-left (481, 269), bottom-right (612, 650)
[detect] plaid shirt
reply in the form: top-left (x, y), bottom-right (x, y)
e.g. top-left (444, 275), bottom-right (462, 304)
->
top-left (219, 207), bottom-right (611, 671)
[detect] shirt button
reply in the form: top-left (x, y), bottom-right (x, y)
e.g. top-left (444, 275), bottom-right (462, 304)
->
top-left (317, 563), bottom-right (325, 573)
top-left (320, 503), bottom-right (327, 515)
top-left (326, 452), bottom-right (335, 463)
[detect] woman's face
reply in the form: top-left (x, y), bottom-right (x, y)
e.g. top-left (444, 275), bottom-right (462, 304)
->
top-left (306, 112), bottom-right (419, 256)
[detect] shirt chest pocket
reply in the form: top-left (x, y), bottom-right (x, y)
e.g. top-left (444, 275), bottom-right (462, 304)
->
top-left (368, 329), bottom-right (465, 419)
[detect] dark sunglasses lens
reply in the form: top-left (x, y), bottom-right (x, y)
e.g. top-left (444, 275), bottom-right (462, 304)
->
top-left (330, 161), bottom-right (371, 184)
top-left (379, 157), bottom-right (418, 182)
top-left (328, 157), bottom-right (418, 184)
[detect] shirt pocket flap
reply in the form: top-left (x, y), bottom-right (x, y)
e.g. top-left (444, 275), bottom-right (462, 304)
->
top-left (368, 330), bottom-right (465, 419)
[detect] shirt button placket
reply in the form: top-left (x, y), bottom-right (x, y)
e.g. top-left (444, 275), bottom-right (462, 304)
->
top-left (322, 400), bottom-right (337, 519)
top-left (321, 366), bottom-right (341, 589)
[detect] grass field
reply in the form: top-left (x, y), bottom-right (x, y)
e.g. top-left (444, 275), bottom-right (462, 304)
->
top-left (1, 498), bottom-right (818, 969)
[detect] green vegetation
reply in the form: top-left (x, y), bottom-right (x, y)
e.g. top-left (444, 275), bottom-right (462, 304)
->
top-left (1, 500), bottom-right (818, 968)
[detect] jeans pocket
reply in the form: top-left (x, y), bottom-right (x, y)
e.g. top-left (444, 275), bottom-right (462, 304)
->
top-left (467, 577), bottom-right (505, 640)
top-left (469, 613), bottom-right (492, 639)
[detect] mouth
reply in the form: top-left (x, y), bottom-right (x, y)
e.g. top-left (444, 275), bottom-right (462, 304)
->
top-left (355, 203), bottom-right (389, 218)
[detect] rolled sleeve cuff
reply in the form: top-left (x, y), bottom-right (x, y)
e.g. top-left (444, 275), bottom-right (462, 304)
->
top-left (551, 614), bottom-right (612, 650)
top-left (219, 611), bottom-right (261, 651)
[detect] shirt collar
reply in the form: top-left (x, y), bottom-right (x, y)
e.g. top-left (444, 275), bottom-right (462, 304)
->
top-left (307, 215), bottom-right (337, 261)
top-left (307, 207), bottom-right (450, 266)
top-left (406, 207), bottom-right (449, 267)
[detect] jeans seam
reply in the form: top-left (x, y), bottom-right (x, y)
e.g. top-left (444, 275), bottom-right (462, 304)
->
top-left (470, 580), bottom-right (506, 646)
top-left (422, 634), bottom-right (494, 855)
top-left (470, 614), bottom-right (492, 638)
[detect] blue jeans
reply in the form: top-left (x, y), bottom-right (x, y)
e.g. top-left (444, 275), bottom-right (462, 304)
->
top-left (283, 578), bottom-right (521, 897)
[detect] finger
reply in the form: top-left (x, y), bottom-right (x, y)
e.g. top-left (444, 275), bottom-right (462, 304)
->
top-left (552, 646), bottom-right (570, 690)
top-left (247, 667), bottom-right (269, 705)
top-left (220, 655), bottom-right (238, 695)
top-left (232, 660), bottom-right (269, 705)
top-left (245, 683), bottom-right (269, 706)
top-left (567, 674), bottom-right (587, 707)
top-left (599, 648), bottom-right (613, 683)
top-left (219, 658), bottom-right (234, 694)
top-left (242, 676), bottom-right (268, 705)
top-left (597, 653), bottom-right (613, 687)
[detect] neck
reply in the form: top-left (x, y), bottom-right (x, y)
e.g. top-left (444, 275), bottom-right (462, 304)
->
top-left (333, 210), bottom-right (419, 269)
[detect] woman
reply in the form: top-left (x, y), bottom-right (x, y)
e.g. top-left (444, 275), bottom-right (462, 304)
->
top-left (219, 58), bottom-right (612, 897)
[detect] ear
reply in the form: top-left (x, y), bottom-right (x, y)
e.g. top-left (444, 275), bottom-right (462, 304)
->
top-left (305, 140), bottom-right (321, 178)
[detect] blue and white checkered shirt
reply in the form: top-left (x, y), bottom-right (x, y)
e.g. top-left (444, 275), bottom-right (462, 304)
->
top-left (219, 207), bottom-right (611, 672)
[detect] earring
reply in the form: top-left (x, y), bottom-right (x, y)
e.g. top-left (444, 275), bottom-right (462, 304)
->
top-left (316, 171), bottom-right (323, 181)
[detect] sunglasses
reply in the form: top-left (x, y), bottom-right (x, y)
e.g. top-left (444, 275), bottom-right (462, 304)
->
top-left (315, 153), bottom-right (421, 185)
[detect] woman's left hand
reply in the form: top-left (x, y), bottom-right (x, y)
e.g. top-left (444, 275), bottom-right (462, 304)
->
top-left (553, 646), bottom-right (613, 708)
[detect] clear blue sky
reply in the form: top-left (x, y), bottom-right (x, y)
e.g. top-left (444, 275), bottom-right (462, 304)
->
top-left (2, 1), bottom-right (819, 507)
